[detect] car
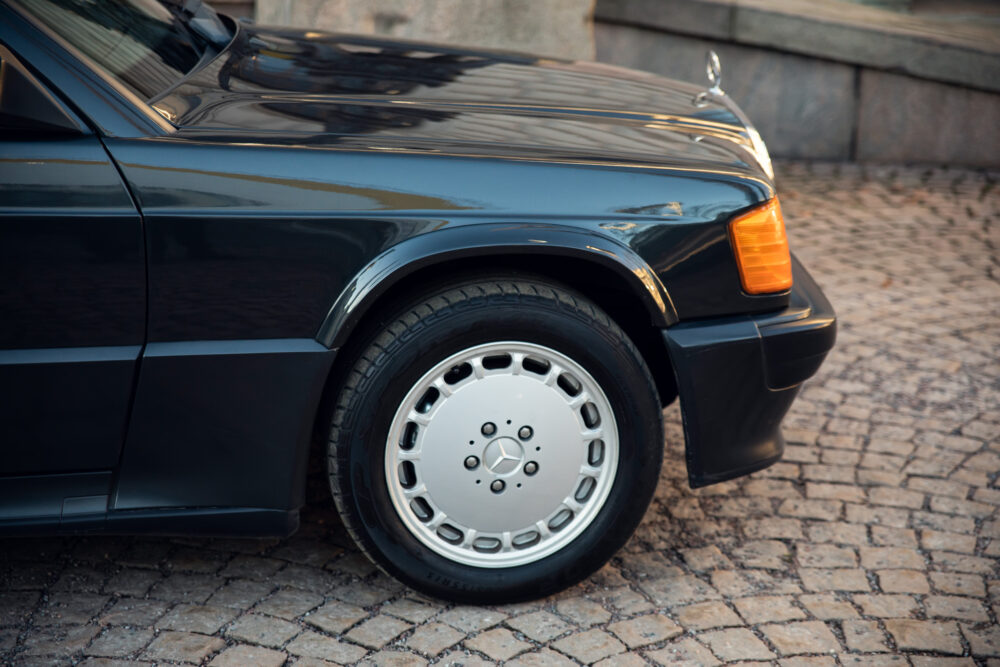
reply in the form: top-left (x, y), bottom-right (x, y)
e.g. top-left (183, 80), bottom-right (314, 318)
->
top-left (0, 0), bottom-right (835, 603)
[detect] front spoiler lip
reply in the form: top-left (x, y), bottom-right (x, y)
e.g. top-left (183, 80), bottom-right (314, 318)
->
top-left (663, 256), bottom-right (836, 488)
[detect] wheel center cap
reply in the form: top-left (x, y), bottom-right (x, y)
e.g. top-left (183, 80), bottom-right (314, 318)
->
top-left (482, 437), bottom-right (524, 476)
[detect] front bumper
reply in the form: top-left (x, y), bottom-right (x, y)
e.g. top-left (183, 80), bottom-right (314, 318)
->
top-left (663, 257), bottom-right (836, 487)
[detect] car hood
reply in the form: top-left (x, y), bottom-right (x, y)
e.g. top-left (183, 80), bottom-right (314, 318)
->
top-left (152, 23), bottom-right (772, 179)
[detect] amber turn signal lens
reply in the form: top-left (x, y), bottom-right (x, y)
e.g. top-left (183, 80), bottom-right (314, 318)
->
top-left (729, 198), bottom-right (793, 295)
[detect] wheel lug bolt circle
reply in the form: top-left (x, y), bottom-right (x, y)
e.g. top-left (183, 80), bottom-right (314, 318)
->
top-left (518, 426), bottom-right (533, 440)
top-left (490, 479), bottom-right (505, 493)
top-left (464, 456), bottom-right (479, 470)
top-left (481, 422), bottom-right (496, 436)
top-left (524, 461), bottom-right (538, 475)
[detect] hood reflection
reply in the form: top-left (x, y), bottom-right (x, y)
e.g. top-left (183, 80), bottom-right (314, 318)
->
top-left (217, 31), bottom-right (505, 134)
top-left (152, 25), bottom-right (766, 177)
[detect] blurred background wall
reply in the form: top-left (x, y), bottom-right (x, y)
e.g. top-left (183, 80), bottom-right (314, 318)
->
top-left (254, 0), bottom-right (597, 60)
top-left (212, 0), bottom-right (1000, 166)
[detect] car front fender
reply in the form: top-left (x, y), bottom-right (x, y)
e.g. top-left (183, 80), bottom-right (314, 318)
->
top-left (316, 221), bottom-right (678, 349)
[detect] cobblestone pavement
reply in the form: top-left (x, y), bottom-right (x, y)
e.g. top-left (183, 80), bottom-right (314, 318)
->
top-left (2, 162), bottom-right (999, 666)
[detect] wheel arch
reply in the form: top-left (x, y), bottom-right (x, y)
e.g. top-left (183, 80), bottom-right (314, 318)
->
top-left (313, 224), bottom-right (680, 440)
top-left (317, 222), bottom-right (677, 348)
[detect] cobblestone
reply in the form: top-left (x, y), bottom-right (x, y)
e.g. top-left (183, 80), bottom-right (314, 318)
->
top-left (925, 595), bottom-right (991, 622)
top-left (852, 594), bottom-right (919, 618)
top-left (842, 620), bottom-right (889, 652)
top-left (877, 569), bottom-right (930, 594)
top-left (760, 621), bottom-right (841, 655)
top-left (209, 644), bottom-right (287, 667)
top-left (800, 568), bottom-right (871, 592)
top-left (796, 544), bottom-right (858, 569)
top-left (552, 629), bottom-right (624, 663)
top-left (226, 612), bottom-right (301, 647)
top-left (699, 628), bottom-right (776, 661)
top-left (962, 624), bottom-right (1000, 658)
top-left (344, 614), bottom-right (412, 650)
top-left (1, 162), bottom-right (998, 665)
top-left (884, 619), bottom-right (964, 655)
top-left (404, 622), bottom-right (465, 656)
top-left (85, 627), bottom-right (154, 658)
top-left (286, 631), bottom-right (369, 663)
top-left (155, 603), bottom-right (237, 635)
top-left (932, 572), bottom-right (987, 597)
top-left (673, 601), bottom-right (742, 630)
top-left (305, 600), bottom-right (367, 634)
top-left (507, 610), bottom-right (572, 643)
top-left (646, 637), bottom-right (720, 665)
top-left (733, 596), bottom-right (806, 624)
top-left (464, 627), bottom-right (531, 662)
top-left (143, 630), bottom-right (226, 663)
top-left (607, 614), bottom-right (681, 648)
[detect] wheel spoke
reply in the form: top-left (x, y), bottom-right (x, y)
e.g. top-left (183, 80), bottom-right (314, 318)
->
top-left (511, 352), bottom-right (525, 375)
top-left (408, 411), bottom-right (430, 426)
top-left (432, 377), bottom-right (452, 398)
top-left (403, 483), bottom-right (427, 499)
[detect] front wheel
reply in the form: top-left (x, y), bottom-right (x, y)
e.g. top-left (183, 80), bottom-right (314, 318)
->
top-left (327, 277), bottom-right (663, 603)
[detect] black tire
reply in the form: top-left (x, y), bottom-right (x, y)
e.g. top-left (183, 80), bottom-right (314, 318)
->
top-left (326, 276), bottom-right (663, 603)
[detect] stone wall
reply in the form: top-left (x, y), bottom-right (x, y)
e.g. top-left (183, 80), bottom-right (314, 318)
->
top-left (594, 0), bottom-right (1000, 166)
top-left (255, 0), bottom-right (596, 61)
top-left (595, 27), bottom-right (856, 161)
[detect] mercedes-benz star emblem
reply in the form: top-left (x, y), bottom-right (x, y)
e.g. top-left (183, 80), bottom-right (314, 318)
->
top-left (482, 437), bottom-right (524, 475)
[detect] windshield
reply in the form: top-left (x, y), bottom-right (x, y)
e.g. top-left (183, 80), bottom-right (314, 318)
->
top-left (15, 0), bottom-right (229, 100)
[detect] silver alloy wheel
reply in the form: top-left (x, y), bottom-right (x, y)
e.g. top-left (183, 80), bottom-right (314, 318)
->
top-left (385, 341), bottom-right (619, 568)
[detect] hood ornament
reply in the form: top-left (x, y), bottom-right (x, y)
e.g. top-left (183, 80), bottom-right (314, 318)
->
top-left (694, 50), bottom-right (724, 106)
top-left (692, 50), bottom-right (775, 181)
top-left (706, 50), bottom-right (722, 95)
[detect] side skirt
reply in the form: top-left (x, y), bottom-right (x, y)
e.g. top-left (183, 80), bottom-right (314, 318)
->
top-left (0, 506), bottom-right (299, 538)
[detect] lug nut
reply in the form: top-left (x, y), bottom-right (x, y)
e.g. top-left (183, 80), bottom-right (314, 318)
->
top-left (464, 456), bottom-right (479, 470)
top-left (490, 479), bottom-right (505, 493)
top-left (481, 422), bottom-right (496, 436)
top-left (518, 426), bottom-right (533, 440)
top-left (524, 461), bottom-right (538, 475)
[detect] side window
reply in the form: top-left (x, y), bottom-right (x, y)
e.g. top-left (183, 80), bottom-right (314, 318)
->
top-left (0, 45), bottom-right (81, 136)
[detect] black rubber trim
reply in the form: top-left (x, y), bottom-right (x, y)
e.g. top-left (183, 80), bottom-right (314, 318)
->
top-left (757, 258), bottom-right (837, 390)
top-left (0, 506), bottom-right (299, 538)
top-left (663, 257), bottom-right (836, 488)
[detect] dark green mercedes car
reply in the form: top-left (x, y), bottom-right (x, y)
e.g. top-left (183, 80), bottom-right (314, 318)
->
top-left (0, 0), bottom-right (835, 602)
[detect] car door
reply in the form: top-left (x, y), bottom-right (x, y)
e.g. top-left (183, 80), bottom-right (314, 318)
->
top-left (0, 44), bottom-right (145, 521)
